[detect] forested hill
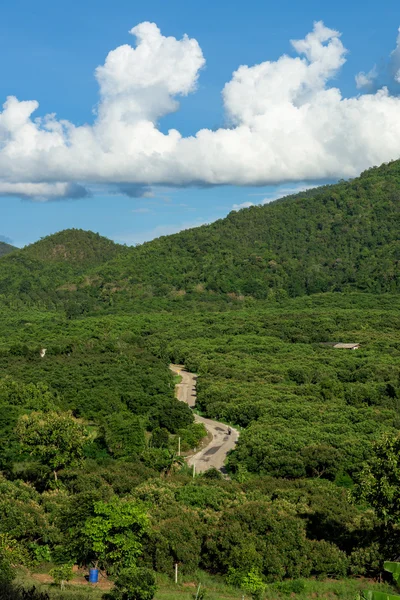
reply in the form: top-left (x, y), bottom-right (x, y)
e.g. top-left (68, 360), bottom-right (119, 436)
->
top-left (21, 229), bottom-right (125, 267)
top-left (94, 160), bottom-right (400, 299)
top-left (0, 241), bottom-right (16, 257)
top-left (0, 229), bottom-right (127, 303)
top-left (1, 160), bottom-right (400, 308)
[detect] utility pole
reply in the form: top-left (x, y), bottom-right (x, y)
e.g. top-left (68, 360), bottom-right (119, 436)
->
top-left (178, 437), bottom-right (181, 456)
top-left (193, 463), bottom-right (196, 479)
top-left (175, 563), bottom-right (178, 584)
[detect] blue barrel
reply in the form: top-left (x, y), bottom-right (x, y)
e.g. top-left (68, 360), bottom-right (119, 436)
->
top-left (89, 568), bottom-right (99, 583)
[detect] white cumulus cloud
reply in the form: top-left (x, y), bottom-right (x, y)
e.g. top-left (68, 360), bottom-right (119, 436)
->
top-left (1, 21), bottom-right (400, 200)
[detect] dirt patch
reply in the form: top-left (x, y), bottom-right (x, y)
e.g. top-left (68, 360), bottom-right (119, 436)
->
top-left (30, 572), bottom-right (113, 591)
top-left (31, 574), bottom-right (53, 584)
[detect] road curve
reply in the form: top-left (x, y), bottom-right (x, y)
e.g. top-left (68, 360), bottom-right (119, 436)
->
top-left (170, 364), bottom-right (239, 474)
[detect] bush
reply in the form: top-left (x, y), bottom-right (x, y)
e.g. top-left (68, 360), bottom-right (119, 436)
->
top-left (311, 540), bottom-right (349, 578)
top-left (0, 557), bottom-right (15, 585)
top-left (201, 468), bottom-right (223, 480)
top-left (274, 579), bottom-right (306, 595)
top-left (0, 533), bottom-right (28, 585)
top-left (49, 563), bottom-right (74, 586)
top-left (105, 567), bottom-right (157, 600)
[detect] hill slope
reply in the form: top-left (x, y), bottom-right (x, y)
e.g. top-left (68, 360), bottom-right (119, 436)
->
top-left (0, 241), bottom-right (17, 258)
top-left (94, 160), bottom-right (400, 299)
top-left (22, 229), bottom-right (124, 267)
top-left (0, 229), bottom-right (127, 306)
top-left (0, 160), bottom-right (399, 308)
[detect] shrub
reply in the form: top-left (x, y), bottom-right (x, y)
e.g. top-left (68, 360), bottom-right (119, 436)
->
top-left (105, 567), bottom-right (157, 600)
top-left (49, 563), bottom-right (74, 586)
top-left (274, 579), bottom-right (306, 595)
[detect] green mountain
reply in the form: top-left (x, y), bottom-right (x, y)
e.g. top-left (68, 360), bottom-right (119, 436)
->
top-left (0, 241), bottom-right (17, 258)
top-left (0, 160), bottom-right (399, 309)
top-left (0, 229), bottom-right (127, 305)
top-left (88, 160), bottom-right (400, 300)
top-left (22, 228), bottom-right (124, 267)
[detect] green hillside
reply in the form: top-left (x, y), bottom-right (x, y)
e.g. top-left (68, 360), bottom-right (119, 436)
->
top-left (0, 229), bottom-right (127, 307)
top-left (95, 160), bottom-right (400, 299)
top-left (0, 161), bottom-right (399, 311)
top-left (22, 228), bottom-right (124, 266)
top-left (0, 241), bottom-right (17, 257)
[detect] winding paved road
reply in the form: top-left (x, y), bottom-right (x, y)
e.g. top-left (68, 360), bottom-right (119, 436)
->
top-left (170, 364), bottom-right (239, 474)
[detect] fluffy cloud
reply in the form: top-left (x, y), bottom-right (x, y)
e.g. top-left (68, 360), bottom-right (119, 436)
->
top-left (0, 181), bottom-right (89, 201)
top-left (1, 21), bottom-right (400, 200)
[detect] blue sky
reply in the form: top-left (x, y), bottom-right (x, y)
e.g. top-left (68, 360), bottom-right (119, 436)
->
top-left (0, 0), bottom-right (400, 247)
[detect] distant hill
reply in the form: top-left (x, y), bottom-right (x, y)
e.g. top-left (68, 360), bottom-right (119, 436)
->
top-left (0, 160), bottom-right (400, 308)
top-left (0, 229), bottom-right (127, 306)
top-left (23, 229), bottom-right (124, 267)
top-left (0, 241), bottom-right (16, 258)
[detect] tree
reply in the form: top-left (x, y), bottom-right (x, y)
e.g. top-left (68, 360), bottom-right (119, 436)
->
top-left (301, 445), bottom-right (342, 479)
top-left (150, 427), bottom-right (169, 449)
top-left (0, 379), bottom-right (56, 411)
top-left (16, 411), bottom-right (88, 483)
top-left (354, 433), bottom-right (400, 526)
top-left (83, 496), bottom-right (149, 574)
top-left (104, 413), bottom-right (145, 459)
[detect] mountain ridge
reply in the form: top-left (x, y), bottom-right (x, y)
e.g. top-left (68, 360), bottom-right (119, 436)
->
top-left (0, 159), bottom-right (399, 307)
top-left (90, 159), bottom-right (400, 299)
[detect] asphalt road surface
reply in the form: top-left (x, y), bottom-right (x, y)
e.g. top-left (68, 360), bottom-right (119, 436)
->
top-left (170, 364), bottom-right (239, 474)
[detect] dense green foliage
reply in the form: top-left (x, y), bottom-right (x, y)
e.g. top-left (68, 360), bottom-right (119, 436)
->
top-left (0, 229), bottom-right (126, 307)
top-left (2, 160), bottom-right (400, 597)
top-left (92, 161), bottom-right (400, 300)
top-left (0, 293), bottom-right (399, 593)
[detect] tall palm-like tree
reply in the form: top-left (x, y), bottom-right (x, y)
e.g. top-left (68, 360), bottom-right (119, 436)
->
top-left (162, 450), bottom-right (185, 477)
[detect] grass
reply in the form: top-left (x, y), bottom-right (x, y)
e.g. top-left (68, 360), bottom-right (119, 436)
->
top-left (14, 570), bottom-right (399, 600)
top-left (14, 570), bottom-right (106, 600)
top-left (156, 574), bottom-right (398, 600)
